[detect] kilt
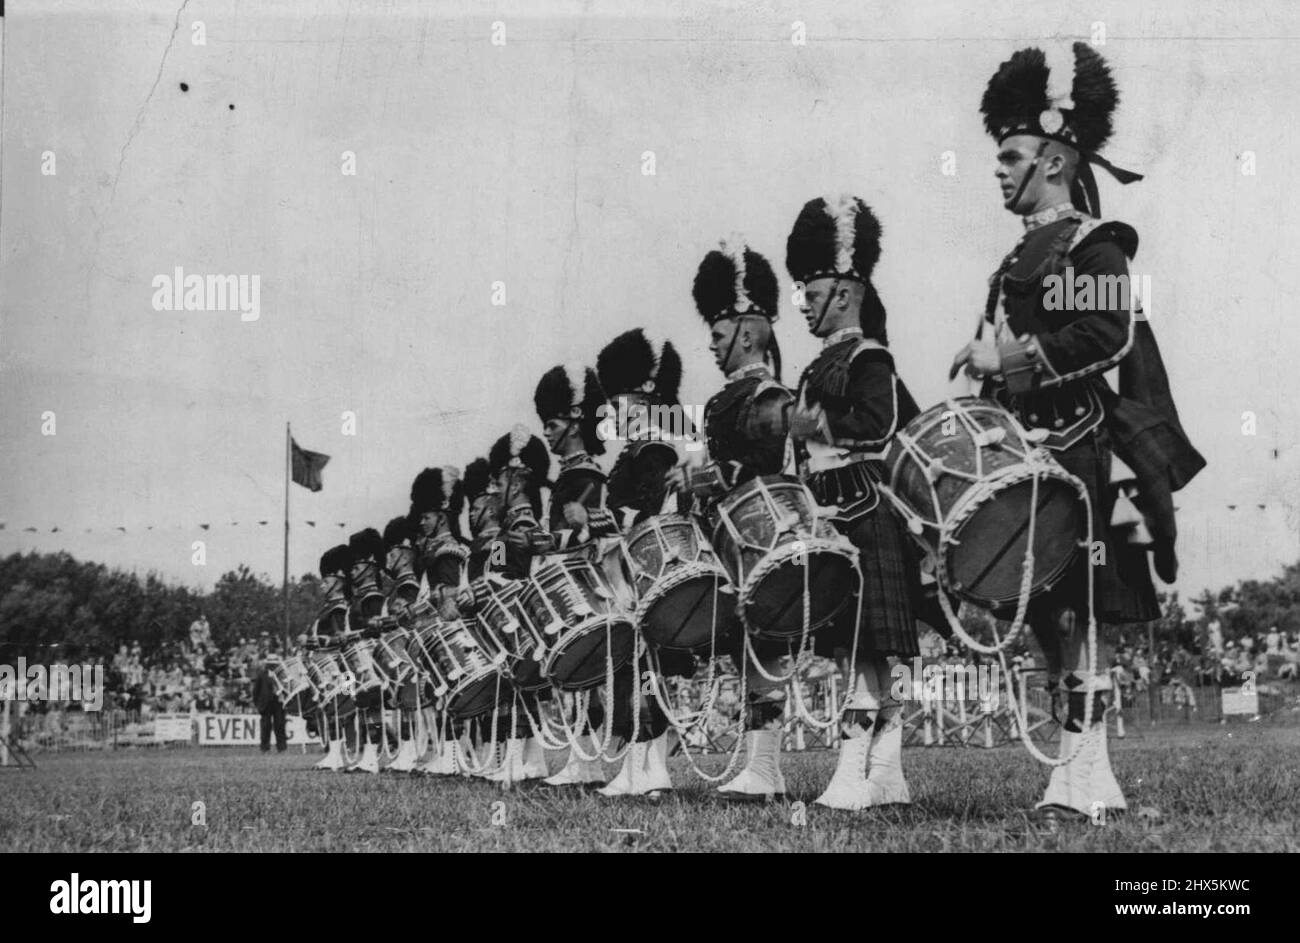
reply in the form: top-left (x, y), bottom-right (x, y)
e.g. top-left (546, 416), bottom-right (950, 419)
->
top-left (387, 681), bottom-right (420, 712)
top-left (1025, 427), bottom-right (1160, 627)
top-left (817, 499), bottom-right (920, 660)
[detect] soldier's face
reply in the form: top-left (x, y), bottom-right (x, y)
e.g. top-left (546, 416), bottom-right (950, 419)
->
top-left (709, 320), bottom-right (740, 371)
top-left (542, 417), bottom-right (571, 453)
top-left (799, 278), bottom-right (842, 335)
top-left (995, 135), bottom-right (1043, 211)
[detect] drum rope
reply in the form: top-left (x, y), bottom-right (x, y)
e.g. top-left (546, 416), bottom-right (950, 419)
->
top-left (929, 458), bottom-right (1099, 768)
top-left (787, 552), bottom-right (862, 733)
top-left (519, 690), bottom-right (577, 750)
top-left (642, 567), bottom-right (727, 731)
top-left (641, 581), bottom-right (748, 783)
top-left (451, 670), bottom-right (507, 776)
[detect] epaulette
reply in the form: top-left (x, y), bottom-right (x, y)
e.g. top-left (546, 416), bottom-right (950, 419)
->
top-left (753, 378), bottom-right (790, 401)
top-left (803, 339), bottom-right (893, 401)
top-left (558, 453), bottom-right (603, 477)
top-left (1069, 219), bottom-right (1139, 260)
top-left (706, 374), bottom-right (763, 419)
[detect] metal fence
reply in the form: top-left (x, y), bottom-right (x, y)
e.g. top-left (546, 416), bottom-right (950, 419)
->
top-left (2, 706), bottom-right (257, 754)
top-left (3, 678), bottom-right (1291, 757)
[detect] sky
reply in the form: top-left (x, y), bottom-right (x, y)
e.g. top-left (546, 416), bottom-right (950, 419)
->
top-left (1, 0), bottom-right (1298, 604)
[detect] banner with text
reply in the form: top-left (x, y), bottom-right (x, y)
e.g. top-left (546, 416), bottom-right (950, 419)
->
top-left (195, 714), bottom-right (319, 746)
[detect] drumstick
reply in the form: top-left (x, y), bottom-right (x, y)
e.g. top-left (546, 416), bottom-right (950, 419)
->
top-left (949, 311), bottom-right (989, 382)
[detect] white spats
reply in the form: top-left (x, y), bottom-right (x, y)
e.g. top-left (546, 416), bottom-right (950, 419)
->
top-left (314, 739), bottom-right (346, 772)
top-left (520, 737), bottom-right (550, 779)
top-left (419, 740), bottom-right (459, 776)
top-left (717, 729), bottom-right (786, 800)
top-left (469, 741), bottom-right (499, 778)
top-left (544, 735), bottom-right (607, 786)
top-left (862, 707), bottom-right (911, 806)
top-left (597, 733), bottom-right (673, 798)
top-left (347, 742), bottom-right (380, 774)
top-left (1037, 724), bottom-right (1127, 817)
top-left (484, 738), bottom-right (550, 784)
top-left (385, 738), bottom-right (419, 773)
top-left (815, 705), bottom-right (913, 810)
top-left (814, 731), bottom-right (872, 810)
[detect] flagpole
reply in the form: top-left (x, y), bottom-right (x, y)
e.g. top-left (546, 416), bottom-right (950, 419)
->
top-left (283, 421), bottom-right (291, 652)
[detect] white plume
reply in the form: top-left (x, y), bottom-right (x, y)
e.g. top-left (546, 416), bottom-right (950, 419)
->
top-left (823, 193), bottom-right (859, 275)
top-left (719, 233), bottom-right (752, 313)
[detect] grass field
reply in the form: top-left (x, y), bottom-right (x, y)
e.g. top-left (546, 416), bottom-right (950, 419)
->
top-left (2, 722), bottom-right (1297, 852)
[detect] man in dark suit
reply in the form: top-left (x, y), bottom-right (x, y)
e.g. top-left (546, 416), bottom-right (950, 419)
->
top-left (253, 658), bottom-right (287, 753)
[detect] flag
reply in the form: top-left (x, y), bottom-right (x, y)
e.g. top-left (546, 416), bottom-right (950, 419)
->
top-left (292, 438), bottom-right (330, 492)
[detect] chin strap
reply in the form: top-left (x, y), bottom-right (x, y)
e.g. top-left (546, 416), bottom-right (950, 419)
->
top-left (809, 278), bottom-right (841, 336)
top-left (1005, 139), bottom-right (1050, 212)
top-left (718, 315), bottom-right (745, 375)
top-left (719, 312), bottom-right (775, 377)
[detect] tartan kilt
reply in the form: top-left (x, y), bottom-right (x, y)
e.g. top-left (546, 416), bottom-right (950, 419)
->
top-left (387, 681), bottom-right (420, 712)
top-left (816, 501), bottom-right (921, 659)
top-left (1025, 428), bottom-right (1160, 627)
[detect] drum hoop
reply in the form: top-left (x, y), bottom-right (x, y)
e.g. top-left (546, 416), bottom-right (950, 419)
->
top-left (934, 460), bottom-right (1084, 604)
top-left (540, 616), bottom-right (636, 684)
top-left (737, 534), bottom-right (857, 617)
top-left (635, 560), bottom-right (731, 624)
top-left (901, 398), bottom-right (1033, 477)
top-left (939, 457), bottom-right (1079, 549)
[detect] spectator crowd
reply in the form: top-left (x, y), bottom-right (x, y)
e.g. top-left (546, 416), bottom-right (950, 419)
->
top-left (13, 616), bottom-right (284, 730)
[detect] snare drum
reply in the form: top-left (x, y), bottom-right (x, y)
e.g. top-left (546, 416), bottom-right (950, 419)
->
top-left (882, 397), bottom-right (1085, 608)
top-left (372, 627), bottom-right (418, 686)
top-left (412, 618), bottom-right (510, 718)
top-left (341, 636), bottom-right (386, 694)
top-left (269, 655), bottom-right (313, 706)
top-left (519, 557), bottom-right (636, 691)
top-left (710, 475), bottom-right (857, 641)
top-left (471, 576), bottom-right (549, 692)
top-left (623, 513), bottom-right (738, 654)
top-left (306, 649), bottom-right (348, 702)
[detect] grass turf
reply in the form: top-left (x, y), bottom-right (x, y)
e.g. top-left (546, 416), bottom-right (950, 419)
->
top-left (1, 722), bottom-right (1296, 852)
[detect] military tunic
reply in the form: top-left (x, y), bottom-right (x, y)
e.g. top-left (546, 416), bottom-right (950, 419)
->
top-left (982, 205), bottom-right (1159, 624)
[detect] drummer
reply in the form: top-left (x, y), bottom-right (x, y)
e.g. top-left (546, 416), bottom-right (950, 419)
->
top-left (950, 44), bottom-right (1202, 817)
top-left (475, 429), bottom-right (553, 784)
top-left (309, 544), bottom-right (356, 772)
top-left (405, 466), bottom-right (478, 776)
top-left (408, 467), bottom-right (473, 621)
top-left (594, 329), bottom-right (696, 799)
top-left (343, 527), bottom-right (389, 774)
top-left (530, 363), bottom-right (622, 789)
top-left (784, 194), bottom-right (924, 810)
top-left (675, 236), bottom-right (796, 801)
top-left (379, 515), bottom-right (424, 773)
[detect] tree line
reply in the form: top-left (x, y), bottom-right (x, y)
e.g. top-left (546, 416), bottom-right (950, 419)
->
top-left (0, 551), bottom-right (324, 660)
top-left (2, 549), bottom-right (1297, 662)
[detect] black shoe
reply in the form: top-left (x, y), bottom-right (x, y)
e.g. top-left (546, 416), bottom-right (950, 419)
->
top-left (719, 790), bottom-right (787, 804)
